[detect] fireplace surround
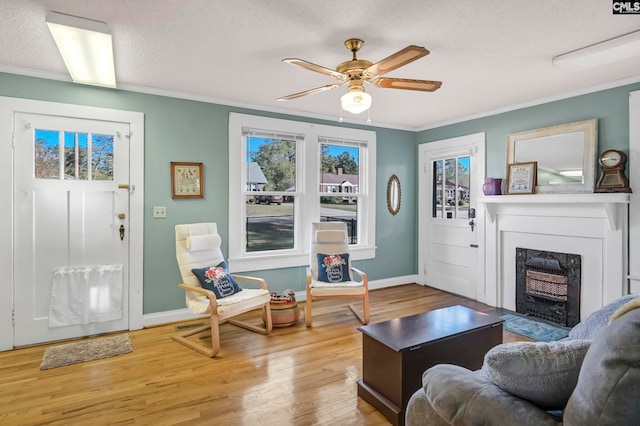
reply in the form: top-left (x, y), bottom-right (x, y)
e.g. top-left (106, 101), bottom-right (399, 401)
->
top-left (480, 193), bottom-right (629, 320)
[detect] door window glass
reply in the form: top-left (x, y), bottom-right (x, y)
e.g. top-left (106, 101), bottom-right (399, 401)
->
top-left (64, 131), bottom-right (88, 179)
top-left (432, 156), bottom-right (470, 219)
top-left (35, 129), bottom-right (114, 181)
top-left (91, 134), bottom-right (115, 180)
top-left (34, 130), bottom-right (60, 179)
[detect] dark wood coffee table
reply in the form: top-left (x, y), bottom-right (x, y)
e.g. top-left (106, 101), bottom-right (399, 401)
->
top-left (356, 305), bottom-right (503, 426)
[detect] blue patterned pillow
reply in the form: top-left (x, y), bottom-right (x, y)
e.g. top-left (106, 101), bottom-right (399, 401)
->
top-left (191, 261), bottom-right (242, 298)
top-left (317, 253), bottom-right (350, 283)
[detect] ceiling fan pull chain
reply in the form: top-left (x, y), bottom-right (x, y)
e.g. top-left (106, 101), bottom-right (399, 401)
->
top-left (367, 108), bottom-right (371, 124)
top-left (338, 105), bottom-right (344, 122)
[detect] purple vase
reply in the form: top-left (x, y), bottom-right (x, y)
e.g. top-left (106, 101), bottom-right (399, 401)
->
top-left (483, 178), bottom-right (502, 195)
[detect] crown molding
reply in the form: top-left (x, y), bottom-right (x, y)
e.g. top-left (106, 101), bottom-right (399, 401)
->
top-left (2, 65), bottom-right (640, 133)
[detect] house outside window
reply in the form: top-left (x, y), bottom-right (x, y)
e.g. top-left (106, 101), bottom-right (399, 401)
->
top-left (228, 113), bottom-right (376, 272)
top-left (246, 161), bottom-right (267, 191)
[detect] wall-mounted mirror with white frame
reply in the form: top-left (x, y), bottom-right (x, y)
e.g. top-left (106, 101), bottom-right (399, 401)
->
top-left (506, 119), bottom-right (597, 194)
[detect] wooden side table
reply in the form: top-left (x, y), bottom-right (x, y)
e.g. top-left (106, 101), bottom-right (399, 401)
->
top-left (356, 305), bottom-right (503, 426)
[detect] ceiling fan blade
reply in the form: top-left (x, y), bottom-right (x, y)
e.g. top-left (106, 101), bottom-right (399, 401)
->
top-left (277, 83), bottom-right (344, 101)
top-left (282, 58), bottom-right (347, 81)
top-left (365, 45), bottom-right (430, 77)
top-left (372, 77), bottom-right (442, 92)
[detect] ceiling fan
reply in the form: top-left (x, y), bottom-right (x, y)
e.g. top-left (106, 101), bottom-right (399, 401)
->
top-left (277, 38), bottom-right (442, 114)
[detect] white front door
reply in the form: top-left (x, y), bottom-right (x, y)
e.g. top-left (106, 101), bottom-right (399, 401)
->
top-left (13, 112), bottom-right (131, 346)
top-left (418, 133), bottom-right (486, 301)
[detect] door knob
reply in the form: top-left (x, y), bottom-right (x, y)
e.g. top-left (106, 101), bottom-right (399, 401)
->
top-left (118, 213), bottom-right (126, 220)
top-left (469, 219), bottom-right (475, 232)
top-left (119, 225), bottom-right (125, 241)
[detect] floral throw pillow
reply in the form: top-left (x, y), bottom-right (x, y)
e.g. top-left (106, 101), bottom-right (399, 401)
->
top-left (191, 261), bottom-right (242, 299)
top-left (316, 253), bottom-right (350, 283)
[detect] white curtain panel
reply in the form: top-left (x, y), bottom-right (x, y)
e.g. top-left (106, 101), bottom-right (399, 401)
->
top-left (49, 264), bottom-right (124, 327)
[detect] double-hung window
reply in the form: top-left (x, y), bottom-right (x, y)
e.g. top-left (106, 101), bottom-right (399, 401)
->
top-left (228, 113), bottom-right (376, 272)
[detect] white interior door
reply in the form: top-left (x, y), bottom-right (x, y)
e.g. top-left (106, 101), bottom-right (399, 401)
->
top-left (13, 112), bottom-right (130, 346)
top-left (418, 133), bottom-right (486, 301)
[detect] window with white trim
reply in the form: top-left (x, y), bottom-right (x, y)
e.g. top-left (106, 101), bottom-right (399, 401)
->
top-left (228, 113), bottom-right (376, 272)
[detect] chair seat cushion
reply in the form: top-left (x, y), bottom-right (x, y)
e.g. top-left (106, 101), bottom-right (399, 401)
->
top-left (187, 288), bottom-right (270, 315)
top-left (191, 261), bottom-right (242, 299)
top-left (310, 279), bottom-right (366, 296)
top-left (316, 253), bottom-right (351, 282)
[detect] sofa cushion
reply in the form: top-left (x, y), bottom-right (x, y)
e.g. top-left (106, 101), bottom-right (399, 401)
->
top-left (480, 339), bottom-right (591, 410)
top-left (569, 293), bottom-right (638, 340)
top-left (563, 308), bottom-right (640, 425)
top-left (422, 364), bottom-right (561, 425)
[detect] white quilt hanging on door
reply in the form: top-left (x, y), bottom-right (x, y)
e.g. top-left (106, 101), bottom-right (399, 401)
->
top-left (49, 264), bottom-right (123, 327)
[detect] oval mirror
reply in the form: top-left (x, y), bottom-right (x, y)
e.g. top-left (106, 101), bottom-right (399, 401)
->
top-left (387, 175), bottom-right (401, 216)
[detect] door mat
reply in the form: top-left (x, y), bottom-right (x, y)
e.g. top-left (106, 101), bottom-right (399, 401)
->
top-left (39, 334), bottom-right (132, 370)
top-left (500, 314), bottom-right (570, 342)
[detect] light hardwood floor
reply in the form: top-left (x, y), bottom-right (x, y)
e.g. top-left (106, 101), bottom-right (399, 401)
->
top-left (0, 284), bottom-right (529, 425)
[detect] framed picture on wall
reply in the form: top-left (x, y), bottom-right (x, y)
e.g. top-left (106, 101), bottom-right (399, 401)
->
top-left (506, 161), bottom-right (537, 195)
top-left (171, 162), bottom-right (204, 198)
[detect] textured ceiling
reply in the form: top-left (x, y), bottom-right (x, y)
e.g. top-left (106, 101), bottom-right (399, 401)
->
top-left (1, 0), bottom-right (640, 130)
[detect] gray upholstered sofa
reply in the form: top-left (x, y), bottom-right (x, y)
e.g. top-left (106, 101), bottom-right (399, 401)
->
top-left (406, 295), bottom-right (640, 426)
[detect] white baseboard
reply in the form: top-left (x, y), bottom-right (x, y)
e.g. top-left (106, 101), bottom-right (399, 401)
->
top-left (141, 275), bottom-right (418, 328)
top-left (143, 309), bottom-right (208, 328)
top-left (369, 274), bottom-right (419, 290)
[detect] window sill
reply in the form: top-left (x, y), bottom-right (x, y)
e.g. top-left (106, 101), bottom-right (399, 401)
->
top-left (228, 246), bottom-right (376, 273)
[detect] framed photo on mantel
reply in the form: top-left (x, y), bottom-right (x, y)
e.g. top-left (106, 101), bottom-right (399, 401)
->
top-left (171, 162), bottom-right (204, 198)
top-left (506, 161), bottom-right (537, 195)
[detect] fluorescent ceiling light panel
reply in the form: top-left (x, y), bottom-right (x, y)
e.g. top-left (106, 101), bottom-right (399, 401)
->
top-left (46, 12), bottom-right (116, 88)
top-left (552, 30), bottom-right (640, 69)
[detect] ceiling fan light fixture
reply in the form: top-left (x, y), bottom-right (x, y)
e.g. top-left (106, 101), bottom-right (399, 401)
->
top-left (340, 87), bottom-right (372, 114)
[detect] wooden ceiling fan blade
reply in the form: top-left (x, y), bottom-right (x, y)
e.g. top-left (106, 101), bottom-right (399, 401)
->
top-left (282, 58), bottom-right (347, 81)
top-left (365, 46), bottom-right (430, 77)
top-left (277, 83), bottom-right (344, 101)
top-left (372, 77), bottom-right (442, 92)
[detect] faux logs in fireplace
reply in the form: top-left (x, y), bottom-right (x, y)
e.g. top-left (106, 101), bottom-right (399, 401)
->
top-left (515, 248), bottom-right (581, 327)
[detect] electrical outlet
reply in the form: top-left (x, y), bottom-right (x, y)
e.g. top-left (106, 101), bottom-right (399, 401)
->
top-left (153, 206), bottom-right (167, 218)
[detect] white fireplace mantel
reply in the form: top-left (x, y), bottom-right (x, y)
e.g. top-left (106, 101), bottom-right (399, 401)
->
top-left (479, 193), bottom-right (629, 320)
top-left (479, 193), bottom-right (629, 230)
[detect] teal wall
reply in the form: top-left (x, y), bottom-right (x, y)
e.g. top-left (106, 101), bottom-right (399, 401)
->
top-left (0, 72), bottom-right (418, 314)
top-left (418, 83), bottom-right (640, 179)
top-left (4, 72), bottom-right (637, 315)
